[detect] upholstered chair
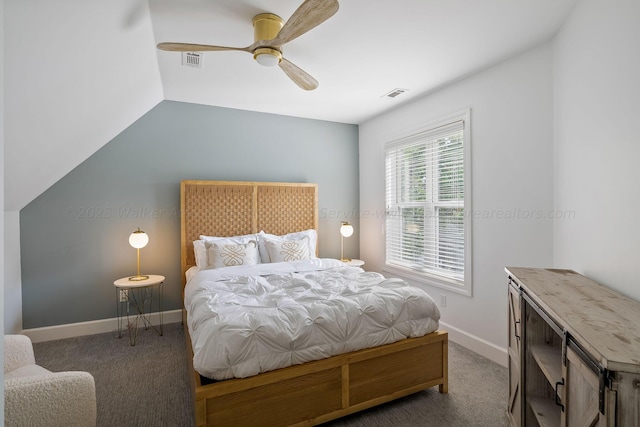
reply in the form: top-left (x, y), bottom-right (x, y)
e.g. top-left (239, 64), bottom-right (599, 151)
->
top-left (4, 335), bottom-right (97, 427)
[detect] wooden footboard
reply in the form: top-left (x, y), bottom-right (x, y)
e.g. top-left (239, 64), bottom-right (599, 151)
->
top-left (184, 319), bottom-right (448, 427)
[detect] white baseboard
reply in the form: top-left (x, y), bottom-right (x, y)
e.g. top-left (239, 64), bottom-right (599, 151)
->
top-left (440, 320), bottom-right (508, 367)
top-left (22, 310), bottom-right (183, 343)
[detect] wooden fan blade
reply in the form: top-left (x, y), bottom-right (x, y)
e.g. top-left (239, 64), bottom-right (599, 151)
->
top-left (157, 42), bottom-right (251, 53)
top-left (279, 58), bottom-right (319, 90)
top-left (271, 0), bottom-right (339, 46)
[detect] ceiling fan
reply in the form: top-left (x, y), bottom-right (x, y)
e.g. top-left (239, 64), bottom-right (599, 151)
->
top-left (157, 0), bottom-right (339, 91)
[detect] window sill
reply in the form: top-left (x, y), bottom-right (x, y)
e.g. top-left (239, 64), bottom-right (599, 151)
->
top-left (383, 263), bottom-right (472, 297)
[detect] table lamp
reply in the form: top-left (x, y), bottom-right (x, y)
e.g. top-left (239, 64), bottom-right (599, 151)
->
top-left (128, 227), bottom-right (149, 281)
top-left (340, 221), bottom-right (354, 262)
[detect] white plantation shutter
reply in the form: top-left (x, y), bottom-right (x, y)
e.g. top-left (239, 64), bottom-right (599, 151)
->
top-left (385, 115), bottom-right (471, 293)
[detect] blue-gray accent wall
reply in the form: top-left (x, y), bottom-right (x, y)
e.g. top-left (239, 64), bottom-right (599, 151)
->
top-left (20, 101), bottom-right (359, 329)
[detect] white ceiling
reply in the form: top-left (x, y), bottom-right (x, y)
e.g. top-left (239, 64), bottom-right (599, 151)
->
top-left (150, 0), bottom-right (577, 124)
top-left (4, 0), bottom-right (576, 211)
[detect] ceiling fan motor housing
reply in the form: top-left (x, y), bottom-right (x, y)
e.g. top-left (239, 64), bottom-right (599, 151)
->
top-left (252, 13), bottom-right (284, 66)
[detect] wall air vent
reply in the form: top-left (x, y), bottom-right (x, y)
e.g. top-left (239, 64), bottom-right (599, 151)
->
top-left (382, 88), bottom-right (409, 98)
top-left (182, 52), bottom-right (203, 69)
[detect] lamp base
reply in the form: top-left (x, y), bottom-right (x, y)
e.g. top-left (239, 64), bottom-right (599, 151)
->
top-left (128, 275), bottom-right (149, 282)
top-left (340, 258), bottom-right (352, 262)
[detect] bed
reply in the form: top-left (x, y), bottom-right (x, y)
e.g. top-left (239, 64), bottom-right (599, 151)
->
top-left (180, 180), bottom-right (448, 427)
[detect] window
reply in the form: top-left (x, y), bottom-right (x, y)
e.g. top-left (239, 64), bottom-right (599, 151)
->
top-left (384, 110), bottom-right (471, 295)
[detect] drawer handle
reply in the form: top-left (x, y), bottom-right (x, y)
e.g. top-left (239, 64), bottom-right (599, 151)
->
top-left (555, 379), bottom-right (565, 412)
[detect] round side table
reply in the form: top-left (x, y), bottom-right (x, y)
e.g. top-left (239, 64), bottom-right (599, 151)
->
top-left (113, 274), bottom-right (164, 346)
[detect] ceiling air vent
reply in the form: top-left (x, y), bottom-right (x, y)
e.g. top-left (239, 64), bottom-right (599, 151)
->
top-left (182, 52), bottom-right (203, 69)
top-left (382, 88), bottom-right (408, 98)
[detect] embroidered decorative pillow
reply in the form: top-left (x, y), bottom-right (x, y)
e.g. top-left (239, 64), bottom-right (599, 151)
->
top-left (199, 234), bottom-right (261, 266)
top-left (258, 229), bottom-right (317, 262)
top-left (206, 240), bottom-right (259, 269)
top-left (263, 236), bottom-right (311, 262)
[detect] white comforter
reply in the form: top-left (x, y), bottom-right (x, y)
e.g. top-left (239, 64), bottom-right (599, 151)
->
top-left (184, 258), bottom-right (440, 380)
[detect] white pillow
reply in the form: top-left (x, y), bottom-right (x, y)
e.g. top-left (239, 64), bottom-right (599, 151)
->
top-left (206, 240), bottom-right (259, 269)
top-left (258, 229), bottom-right (317, 263)
top-left (263, 236), bottom-right (311, 263)
top-left (193, 240), bottom-right (208, 269)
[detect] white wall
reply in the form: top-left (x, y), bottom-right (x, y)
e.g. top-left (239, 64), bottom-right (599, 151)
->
top-left (359, 45), bottom-right (556, 364)
top-left (4, 212), bottom-right (21, 333)
top-left (553, 0), bottom-right (640, 300)
top-left (1, 0), bottom-right (6, 419)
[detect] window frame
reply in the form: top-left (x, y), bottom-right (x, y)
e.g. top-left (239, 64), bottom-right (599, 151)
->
top-left (383, 109), bottom-right (472, 296)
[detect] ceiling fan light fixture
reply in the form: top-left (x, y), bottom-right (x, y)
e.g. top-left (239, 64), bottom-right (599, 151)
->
top-left (254, 48), bottom-right (282, 67)
top-left (156, 0), bottom-right (340, 90)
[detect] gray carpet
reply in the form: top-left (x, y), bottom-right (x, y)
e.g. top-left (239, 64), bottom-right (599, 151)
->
top-left (33, 323), bottom-right (508, 427)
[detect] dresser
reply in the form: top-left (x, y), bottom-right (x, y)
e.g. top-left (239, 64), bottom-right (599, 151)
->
top-left (506, 267), bottom-right (640, 427)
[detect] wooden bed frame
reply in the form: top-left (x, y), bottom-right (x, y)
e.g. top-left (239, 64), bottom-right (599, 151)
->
top-left (180, 180), bottom-right (448, 426)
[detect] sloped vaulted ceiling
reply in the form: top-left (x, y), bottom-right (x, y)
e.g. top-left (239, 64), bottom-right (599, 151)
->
top-left (4, 0), bottom-right (577, 211)
top-left (4, 0), bottom-right (163, 211)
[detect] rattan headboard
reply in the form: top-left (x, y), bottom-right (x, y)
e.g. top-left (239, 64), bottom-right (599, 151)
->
top-left (180, 180), bottom-right (318, 284)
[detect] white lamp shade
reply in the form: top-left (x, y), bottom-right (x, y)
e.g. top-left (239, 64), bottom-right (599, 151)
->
top-left (129, 228), bottom-right (149, 249)
top-left (340, 222), bottom-right (354, 238)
